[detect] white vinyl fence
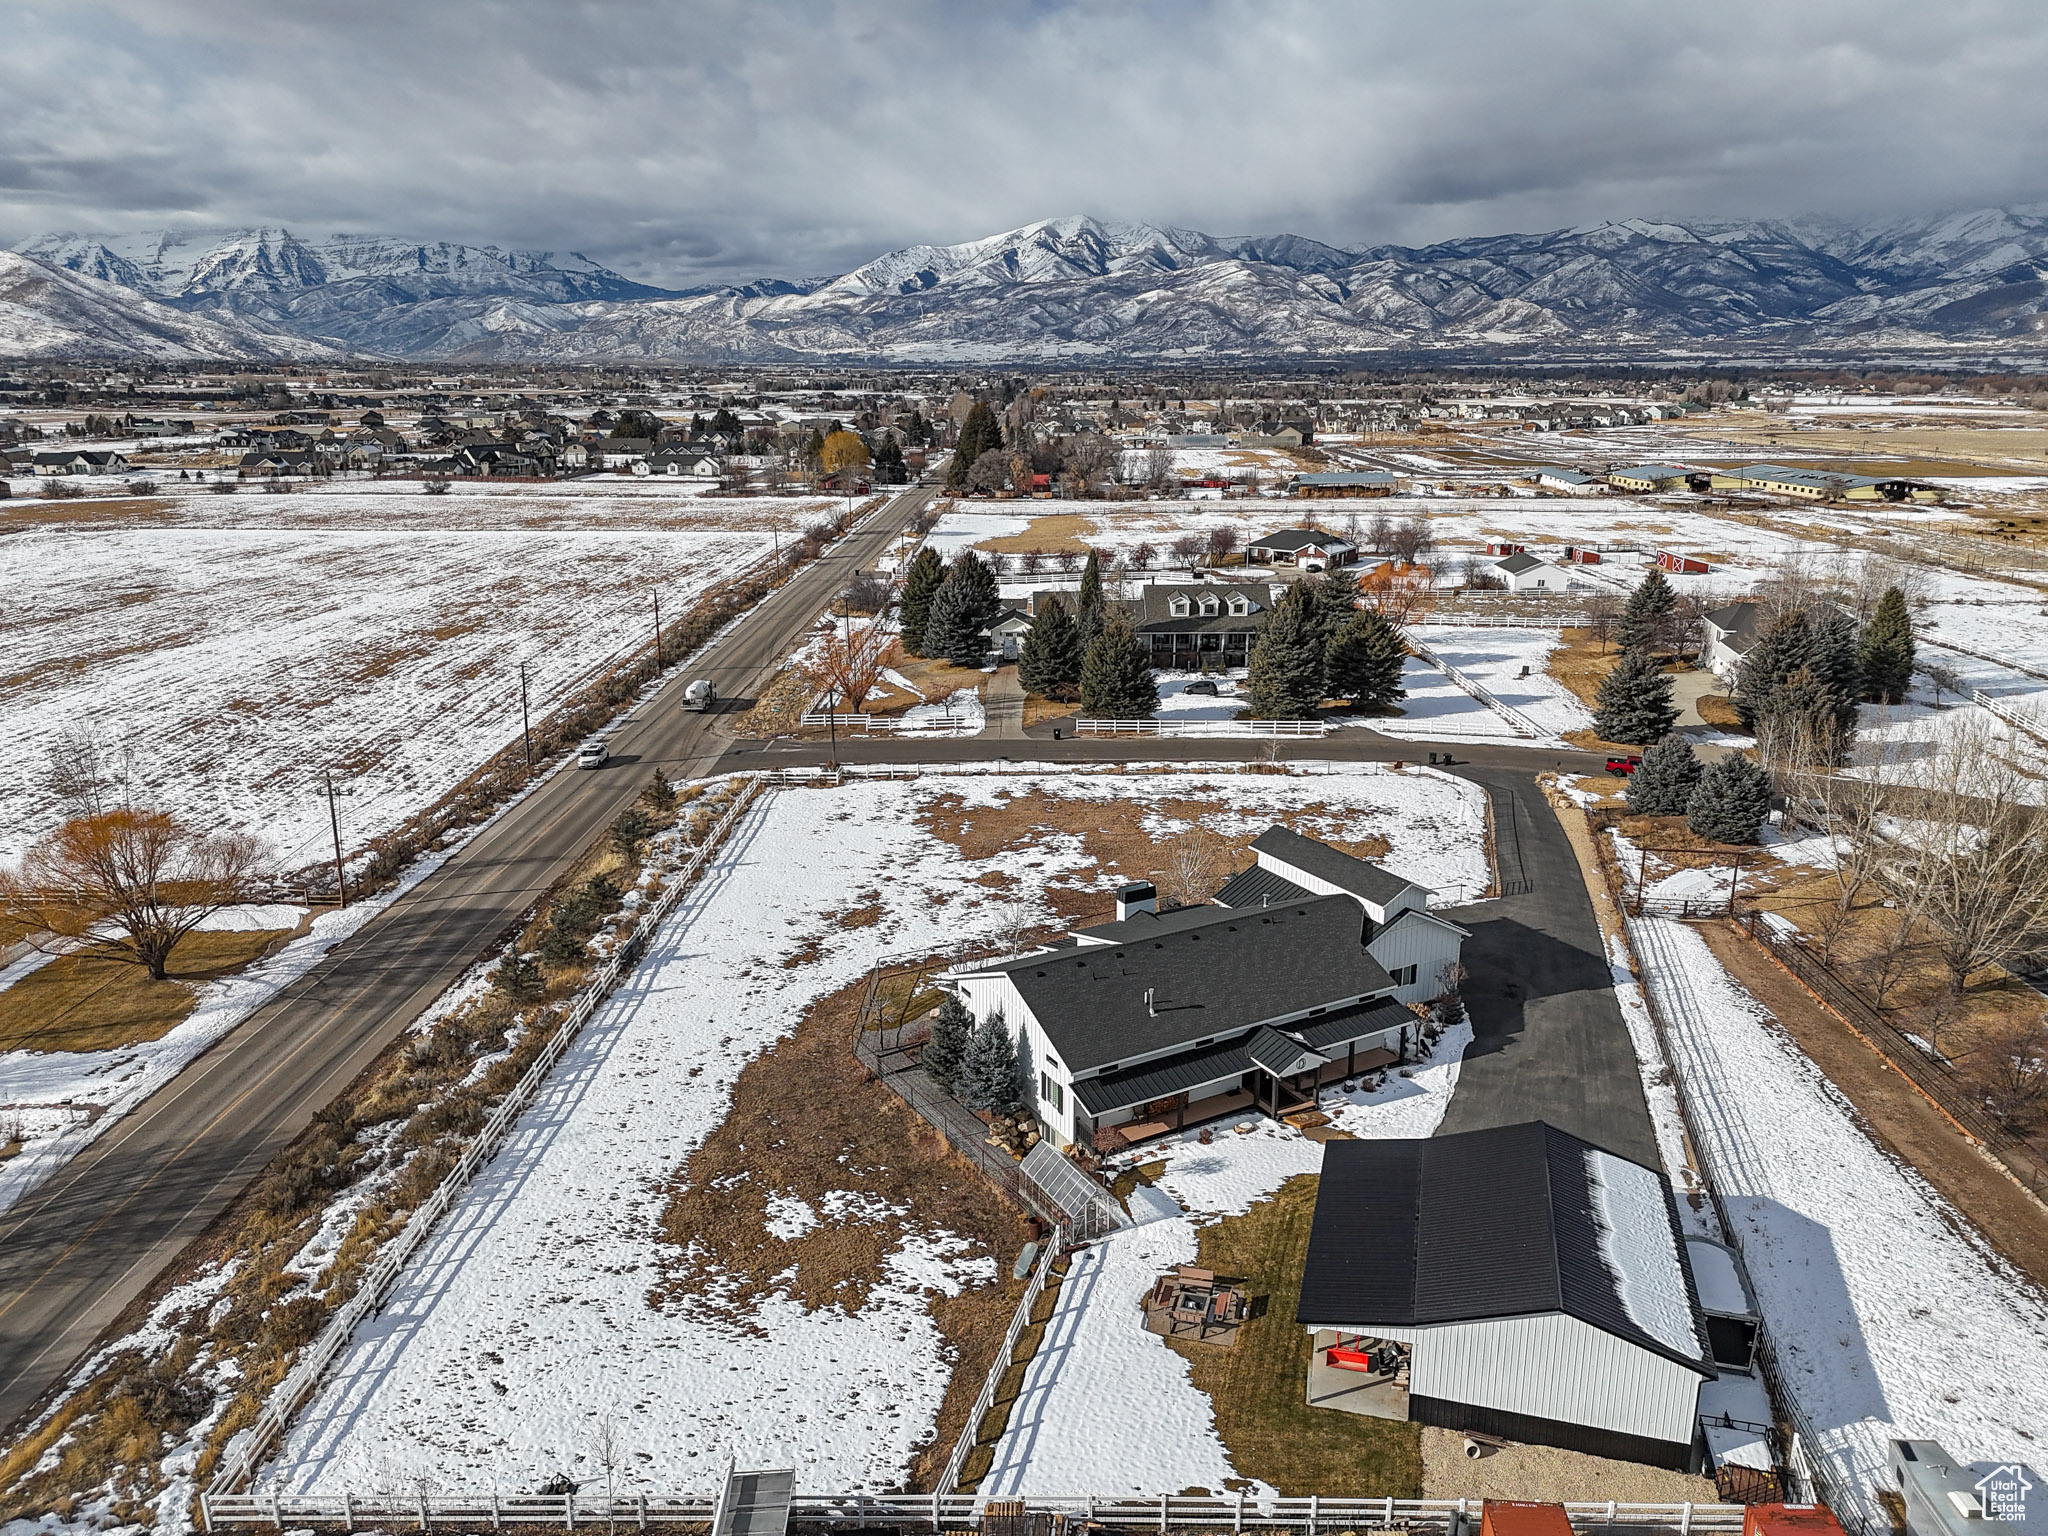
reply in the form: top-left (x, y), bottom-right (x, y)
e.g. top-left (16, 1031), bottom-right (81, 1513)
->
top-left (201, 1491), bottom-right (1749, 1534)
top-left (1074, 718), bottom-right (1329, 737)
top-left (209, 779), bottom-right (769, 1493)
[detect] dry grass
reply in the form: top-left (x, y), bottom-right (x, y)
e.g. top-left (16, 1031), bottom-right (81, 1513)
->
top-left (648, 972), bottom-right (1028, 1488)
top-left (977, 514), bottom-right (1097, 552)
top-left (892, 654), bottom-right (993, 699)
top-left (1695, 692), bottom-right (1745, 729)
top-left (1688, 418), bottom-right (2048, 472)
top-left (953, 1252), bottom-right (1075, 1491)
top-left (0, 497), bottom-right (178, 529)
top-left (732, 667), bottom-right (814, 737)
top-left (1173, 1175), bottom-right (1421, 1495)
top-left (918, 788), bottom-right (1391, 927)
top-left (1545, 626), bottom-right (1625, 712)
top-left (1022, 693), bottom-right (1077, 727)
top-left (0, 926), bottom-right (302, 1055)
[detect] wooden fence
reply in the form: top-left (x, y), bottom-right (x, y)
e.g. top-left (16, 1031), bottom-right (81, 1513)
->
top-left (209, 780), bottom-right (770, 1493)
top-left (200, 1490), bottom-right (1752, 1533)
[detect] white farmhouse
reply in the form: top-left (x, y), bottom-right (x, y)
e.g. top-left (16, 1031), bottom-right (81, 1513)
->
top-left (1490, 550), bottom-right (1578, 594)
top-left (944, 827), bottom-right (1466, 1148)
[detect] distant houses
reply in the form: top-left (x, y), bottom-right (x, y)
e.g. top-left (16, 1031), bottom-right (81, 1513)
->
top-left (1607, 464), bottom-right (1691, 492)
top-left (1246, 526), bottom-right (1358, 568)
top-left (32, 449), bottom-right (129, 476)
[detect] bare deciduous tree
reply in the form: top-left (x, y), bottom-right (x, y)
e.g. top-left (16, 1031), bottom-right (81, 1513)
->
top-left (1156, 829), bottom-right (1231, 909)
top-left (1, 809), bottom-right (268, 979)
top-left (1171, 533), bottom-right (1205, 572)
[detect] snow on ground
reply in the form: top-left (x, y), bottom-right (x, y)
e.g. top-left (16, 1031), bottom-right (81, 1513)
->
top-left (980, 1022), bottom-right (1471, 1496)
top-left (1153, 675), bottom-right (1249, 724)
top-left (0, 865), bottom-right (446, 1216)
top-left (0, 481), bottom-right (784, 865)
top-left (1406, 625), bottom-right (1594, 738)
top-left (267, 766), bottom-right (1486, 1494)
top-left (1627, 914), bottom-right (2048, 1525)
top-left (1361, 656), bottom-right (1524, 742)
top-left (899, 687), bottom-right (986, 734)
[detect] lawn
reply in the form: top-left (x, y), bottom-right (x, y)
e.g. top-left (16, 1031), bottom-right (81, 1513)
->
top-left (1177, 1174), bottom-right (1422, 1497)
top-left (0, 927), bottom-right (297, 1054)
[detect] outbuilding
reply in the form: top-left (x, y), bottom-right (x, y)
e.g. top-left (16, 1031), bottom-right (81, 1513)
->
top-left (1491, 551), bottom-right (1577, 593)
top-left (1298, 1121), bottom-right (1715, 1469)
top-left (1247, 527), bottom-right (1358, 568)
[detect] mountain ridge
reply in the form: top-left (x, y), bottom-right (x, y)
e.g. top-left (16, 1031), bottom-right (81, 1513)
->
top-left (12, 209), bottom-right (2048, 361)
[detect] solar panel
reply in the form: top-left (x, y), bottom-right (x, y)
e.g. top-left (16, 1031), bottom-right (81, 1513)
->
top-left (1021, 1141), bottom-right (1115, 1225)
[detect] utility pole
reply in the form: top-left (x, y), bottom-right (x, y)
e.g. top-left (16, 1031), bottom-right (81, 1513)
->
top-left (653, 588), bottom-right (663, 669)
top-left (324, 770), bottom-right (348, 909)
top-left (518, 661), bottom-right (534, 771)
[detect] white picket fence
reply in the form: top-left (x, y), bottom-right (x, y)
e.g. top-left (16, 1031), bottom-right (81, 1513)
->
top-left (209, 779), bottom-right (769, 1493)
top-left (1972, 687), bottom-right (2048, 747)
top-left (1074, 718), bottom-right (1329, 737)
top-left (937, 1227), bottom-right (1069, 1494)
top-left (200, 1490), bottom-right (1749, 1533)
top-left (1415, 610), bottom-right (1588, 631)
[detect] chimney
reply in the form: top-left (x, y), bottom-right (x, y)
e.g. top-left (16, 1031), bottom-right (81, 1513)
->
top-left (1145, 987), bottom-right (1157, 1017)
top-left (1116, 881), bottom-right (1157, 921)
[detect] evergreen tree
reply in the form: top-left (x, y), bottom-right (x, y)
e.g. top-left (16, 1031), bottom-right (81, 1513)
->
top-left (1810, 610), bottom-right (1863, 735)
top-left (1755, 664), bottom-right (1851, 767)
top-left (924, 576), bottom-right (988, 666)
top-left (491, 949), bottom-right (543, 1000)
top-left (1686, 753), bottom-right (1774, 845)
top-left (1246, 583), bottom-right (1328, 719)
top-left (1078, 610), bottom-right (1158, 718)
top-left (1592, 648), bottom-right (1678, 744)
top-left (1618, 568), bottom-right (1677, 653)
top-left (1859, 585), bottom-right (1914, 704)
top-left (922, 996), bottom-right (972, 1092)
top-left (955, 1012), bottom-right (1022, 1111)
top-left (1734, 610), bottom-right (1814, 730)
top-left (1018, 593), bottom-right (1084, 698)
top-left (641, 768), bottom-right (676, 814)
top-left (1076, 549), bottom-right (1104, 645)
top-left (1325, 608), bottom-right (1407, 711)
top-left (946, 402), bottom-right (1004, 489)
top-left (1626, 734), bottom-right (1703, 815)
top-left (897, 546), bottom-right (945, 656)
top-left (1311, 567), bottom-right (1362, 647)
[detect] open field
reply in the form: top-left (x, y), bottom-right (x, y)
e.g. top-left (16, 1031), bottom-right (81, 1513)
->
top-left (0, 480), bottom-right (827, 865)
top-left (261, 766), bottom-right (1488, 1493)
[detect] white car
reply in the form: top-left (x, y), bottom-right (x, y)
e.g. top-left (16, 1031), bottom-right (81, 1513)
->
top-left (576, 738), bottom-right (610, 769)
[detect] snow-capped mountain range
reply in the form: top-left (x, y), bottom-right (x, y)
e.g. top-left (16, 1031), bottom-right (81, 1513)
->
top-left (9, 210), bottom-right (2048, 361)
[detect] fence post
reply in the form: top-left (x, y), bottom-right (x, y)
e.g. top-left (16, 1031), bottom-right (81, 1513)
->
top-left (343, 1492), bottom-right (354, 1532)
top-left (1160, 1494), bottom-right (1169, 1534)
top-left (932, 1490), bottom-right (942, 1533)
top-left (271, 1491), bottom-right (284, 1531)
top-left (1308, 1493), bottom-right (1319, 1536)
top-left (1681, 1503), bottom-right (1693, 1536)
top-left (200, 1492), bottom-right (213, 1534)
top-left (639, 1495), bottom-right (647, 1532)
top-left (420, 1491), bottom-right (431, 1531)
top-left (492, 1491), bottom-right (502, 1531)
top-left (1235, 1490), bottom-right (1245, 1533)
top-left (566, 1491), bottom-right (576, 1531)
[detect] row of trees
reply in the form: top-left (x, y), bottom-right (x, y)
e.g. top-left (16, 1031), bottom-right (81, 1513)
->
top-left (1245, 571), bottom-right (1407, 719)
top-left (899, 547), bottom-right (1002, 667)
top-left (923, 996), bottom-right (1025, 1111)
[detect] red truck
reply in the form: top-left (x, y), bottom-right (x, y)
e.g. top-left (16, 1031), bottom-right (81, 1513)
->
top-left (1605, 754), bottom-right (1643, 776)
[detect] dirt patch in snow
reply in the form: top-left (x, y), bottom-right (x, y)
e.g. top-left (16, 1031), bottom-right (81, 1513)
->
top-left (917, 789), bottom-right (1393, 926)
top-left (649, 973), bottom-right (1029, 1486)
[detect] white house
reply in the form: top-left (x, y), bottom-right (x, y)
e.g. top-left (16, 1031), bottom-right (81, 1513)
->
top-left (944, 827), bottom-right (1465, 1148)
top-left (1699, 600), bottom-right (1762, 684)
top-left (1247, 527), bottom-right (1359, 568)
top-left (1299, 1122), bottom-right (1715, 1470)
top-left (1491, 550), bottom-right (1578, 594)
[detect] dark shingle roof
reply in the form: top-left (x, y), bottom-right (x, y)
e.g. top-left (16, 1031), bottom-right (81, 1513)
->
top-left (1704, 601), bottom-right (1762, 650)
top-left (1493, 551), bottom-right (1550, 575)
top-left (1248, 826), bottom-right (1417, 910)
top-left (1250, 527), bottom-right (1353, 552)
top-left (971, 895), bottom-right (1395, 1074)
top-left (1214, 863), bottom-right (1309, 909)
top-left (1298, 1122), bottom-right (1712, 1374)
top-left (1245, 1025), bottom-right (1329, 1077)
top-left (1122, 584), bottom-right (1265, 635)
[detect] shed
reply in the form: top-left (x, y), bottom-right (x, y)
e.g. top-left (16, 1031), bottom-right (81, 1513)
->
top-left (1297, 1121), bottom-right (1714, 1469)
top-left (1657, 551), bottom-right (1712, 575)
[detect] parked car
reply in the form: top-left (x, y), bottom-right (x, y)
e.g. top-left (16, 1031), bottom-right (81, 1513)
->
top-left (1184, 680), bottom-right (1220, 696)
top-left (576, 738), bottom-right (610, 769)
top-left (1604, 754), bottom-right (1643, 776)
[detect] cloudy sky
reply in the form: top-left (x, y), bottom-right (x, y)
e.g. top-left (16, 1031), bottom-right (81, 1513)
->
top-left (4, 0), bottom-right (2047, 286)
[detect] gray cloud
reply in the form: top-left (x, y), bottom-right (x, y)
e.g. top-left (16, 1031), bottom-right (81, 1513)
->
top-left (2, 0), bottom-right (2045, 285)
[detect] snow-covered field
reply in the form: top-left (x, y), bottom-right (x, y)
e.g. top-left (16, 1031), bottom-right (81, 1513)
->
top-left (1405, 626), bottom-right (1594, 738)
top-left (1627, 915), bottom-right (2048, 1527)
top-left (265, 766), bottom-right (1489, 1494)
top-left (0, 481), bottom-right (823, 864)
top-left (978, 1025), bottom-right (1471, 1496)
top-left (1364, 656), bottom-right (1524, 743)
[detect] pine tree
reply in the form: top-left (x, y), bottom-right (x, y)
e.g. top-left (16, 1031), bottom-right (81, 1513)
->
top-left (924, 577), bottom-right (986, 666)
top-left (1626, 734), bottom-right (1703, 815)
top-left (1247, 583), bottom-right (1328, 719)
top-left (491, 949), bottom-right (544, 1000)
top-left (1810, 610), bottom-right (1863, 738)
top-left (955, 1012), bottom-right (1022, 1111)
top-left (898, 546), bottom-right (945, 656)
top-left (1078, 609), bottom-right (1158, 718)
top-left (1325, 608), bottom-right (1407, 711)
top-left (1076, 549), bottom-right (1104, 646)
top-left (946, 402), bottom-right (1004, 489)
top-left (1591, 648), bottom-right (1678, 744)
top-left (1018, 593), bottom-right (1084, 699)
top-left (922, 996), bottom-right (972, 1092)
top-left (1734, 610), bottom-right (1814, 730)
top-left (1755, 664), bottom-right (1850, 767)
top-left (1686, 753), bottom-right (1773, 845)
top-left (1859, 585), bottom-right (1914, 704)
top-left (1618, 568), bottom-right (1677, 653)
top-left (1311, 567), bottom-right (1362, 647)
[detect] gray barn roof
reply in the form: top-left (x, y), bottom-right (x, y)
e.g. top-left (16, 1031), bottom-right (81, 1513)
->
top-left (1297, 1121), bottom-right (1713, 1375)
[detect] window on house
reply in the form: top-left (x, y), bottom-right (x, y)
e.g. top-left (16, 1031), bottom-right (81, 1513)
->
top-left (1170, 596), bottom-right (1189, 616)
top-left (1040, 1073), bottom-right (1064, 1112)
top-left (1392, 964), bottom-right (1418, 986)
top-left (1200, 597), bottom-right (1219, 615)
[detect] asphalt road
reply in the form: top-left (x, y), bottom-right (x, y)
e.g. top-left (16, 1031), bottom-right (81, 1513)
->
top-left (0, 481), bottom-right (940, 1436)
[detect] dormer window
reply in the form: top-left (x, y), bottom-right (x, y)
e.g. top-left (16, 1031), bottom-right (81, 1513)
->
top-left (1170, 596), bottom-right (1190, 617)
top-left (1200, 596), bottom-right (1220, 616)
top-left (1228, 595), bottom-right (1249, 615)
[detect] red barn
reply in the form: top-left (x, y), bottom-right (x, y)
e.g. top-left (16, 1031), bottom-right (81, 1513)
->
top-left (1658, 551), bottom-right (1712, 574)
